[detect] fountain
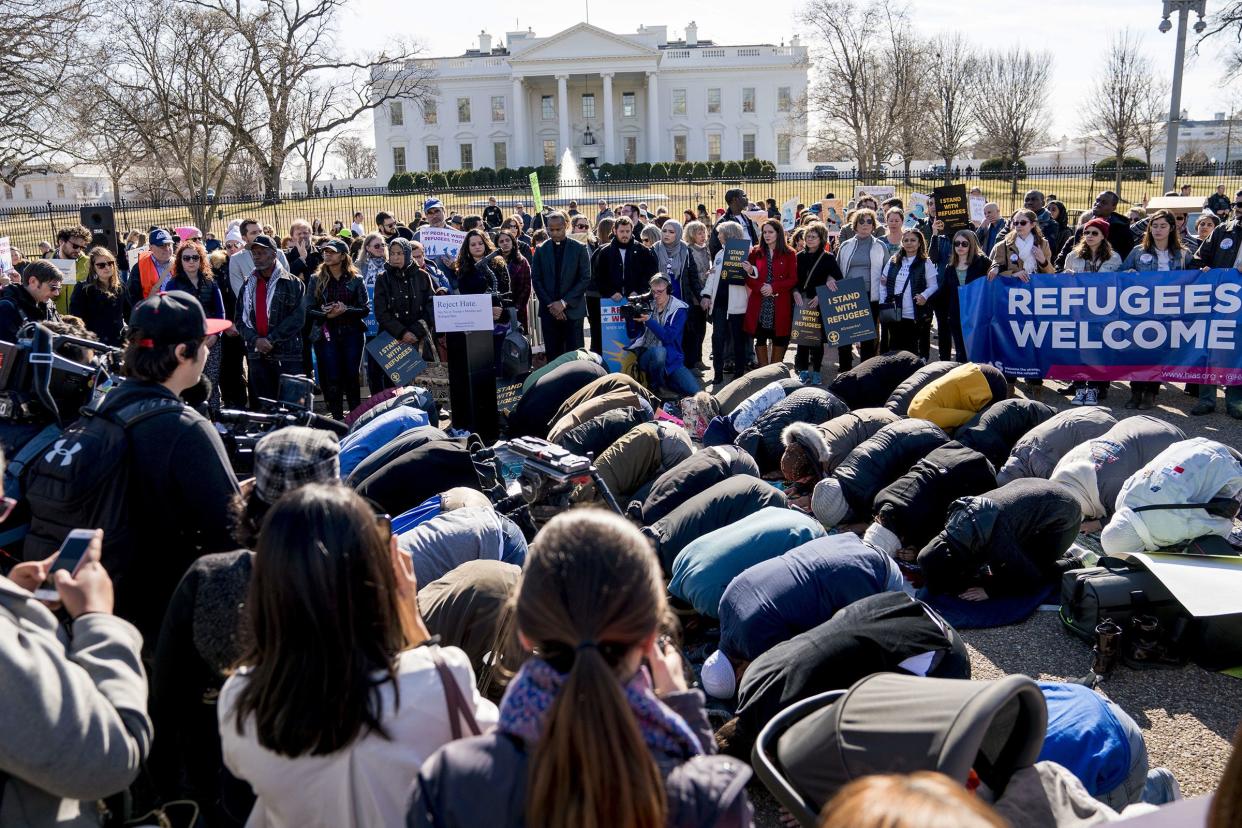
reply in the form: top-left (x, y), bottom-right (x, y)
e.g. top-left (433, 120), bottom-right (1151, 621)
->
top-left (558, 147), bottom-right (584, 212)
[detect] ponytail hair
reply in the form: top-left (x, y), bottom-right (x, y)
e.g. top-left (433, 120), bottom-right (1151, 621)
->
top-left (519, 511), bottom-right (667, 828)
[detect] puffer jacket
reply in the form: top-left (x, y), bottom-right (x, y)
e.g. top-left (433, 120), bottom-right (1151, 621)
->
top-left (834, 419), bottom-right (950, 521)
top-left (397, 507), bottom-right (527, 587)
top-left (644, 476), bottom-right (788, 573)
top-left (556, 405), bottom-right (654, 459)
top-left (519, 349), bottom-right (603, 394)
top-left (996, 407), bottom-right (1117, 486)
top-left (1102, 438), bottom-right (1242, 554)
top-left (584, 421), bottom-right (693, 504)
top-left (701, 379), bottom-right (803, 447)
top-left (506, 360), bottom-right (608, 438)
top-left (546, 389), bottom-right (651, 444)
top-left (827, 350), bottom-right (924, 410)
top-left (345, 425), bottom-right (450, 487)
top-left (711, 363), bottom-right (796, 416)
top-left (552, 373), bottom-right (658, 425)
top-left (908, 362), bottom-right (1008, 430)
top-left (735, 388), bottom-right (849, 474)
top-left (374, 239), bottom-right (436, 341)
top-left (872, 441), bottom-right (999, 550)
top-left (790, 408), bottom-right (902, 476)
top-left (955, 398), bottom-right (1057, 469)
top-left (918, 478), bottom-right (1083, 596)
top-left (885, 360), bottom-right (960, 415)
top-left (1049, 416), bottom-right (1186, 521)
top-left (635, 445), bottom-right (760, 525)
top-left (409, 689), bottom-right (753, 828)
top-left (669, 506), bottom-right (824, 618)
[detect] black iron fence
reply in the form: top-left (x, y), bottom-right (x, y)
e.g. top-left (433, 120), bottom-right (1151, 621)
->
top-left (3, 163), bottom-right (1239, 256)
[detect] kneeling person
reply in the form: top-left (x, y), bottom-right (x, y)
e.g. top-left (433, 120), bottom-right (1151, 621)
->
top-left (627, 274), bottom-right (701, 397)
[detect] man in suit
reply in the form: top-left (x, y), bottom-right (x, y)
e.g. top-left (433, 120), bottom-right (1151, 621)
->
top-left (531, 211), bottom-right (592, 358)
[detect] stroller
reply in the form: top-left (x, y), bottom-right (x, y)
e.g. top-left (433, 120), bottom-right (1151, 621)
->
top-left (751, 672), bottom-right (1048, 827)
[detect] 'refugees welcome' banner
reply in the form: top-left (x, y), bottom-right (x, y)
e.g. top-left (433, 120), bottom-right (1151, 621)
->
top-left (959, 268), bottom-right (1242, 384)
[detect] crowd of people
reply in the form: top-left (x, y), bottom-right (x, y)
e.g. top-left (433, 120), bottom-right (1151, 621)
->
top-left (0, 177), bottom-right (1240, 828)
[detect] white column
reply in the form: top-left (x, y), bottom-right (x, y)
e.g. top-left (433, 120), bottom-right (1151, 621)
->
top-left (646, 72), bottom-right (660, 161)
top-left (556, 74), bottom-right (570, 157)
top-left (601, 72), bottom-right (615, 165)
top-left (511, 77), bottom-right (526, 167)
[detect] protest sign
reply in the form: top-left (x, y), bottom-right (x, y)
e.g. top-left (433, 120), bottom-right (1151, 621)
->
top-left (365, 332), bottom-right (428, 386)
top-left (721, 238), bottom-right (751, 285)
top-left (933, 184), bottom-right (970, 233)
top-left (433, 294), bottom-right (494, 332)
top-left (49, 258), bottom-right (78, 284)
top-left (780, 197), bottom-right (800, 232)
top-left (969, 194), bottom-right (987, 224)
top-left (905, 194), bottom-right (930, 229)
top-left (529, 172), bottom-right (543, 213)
top-left (418, 227), bottom-right (466, 262)
top-left (819, 199), bottom-right (844, 237)
top-left (599, 298), bottom-right (631, 371)
top-left (790, 306), bottom-right (823, 347)
top-left (959, 268), bottom-right (1242, 384)
top-left (816, 278), bottom-right (876, 347)
top-left (743, 209), bottom-right (769, 232)
top-left (496, 380), bottom-right (524, 416)
top-left (855, 185), bottom-right (895, 203)
top-left (0, 237), bottom-right (11, 273)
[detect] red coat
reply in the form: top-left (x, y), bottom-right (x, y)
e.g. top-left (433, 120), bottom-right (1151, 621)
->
top-left (743, 246), bottom-right (798, 336)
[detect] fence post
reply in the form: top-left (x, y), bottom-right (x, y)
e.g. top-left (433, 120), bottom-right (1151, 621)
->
top-left (45, 201), bottom-right (56, 240)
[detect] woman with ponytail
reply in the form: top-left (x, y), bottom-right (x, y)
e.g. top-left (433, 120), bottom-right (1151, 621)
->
top-left (410, 510), bottom-right (753, 828)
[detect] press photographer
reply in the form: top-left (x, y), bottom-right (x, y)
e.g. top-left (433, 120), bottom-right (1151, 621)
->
top-left (625, 274), bottom-right (701, 397)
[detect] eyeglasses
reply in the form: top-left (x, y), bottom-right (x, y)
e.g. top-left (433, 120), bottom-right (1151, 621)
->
top-left (953, 241), bottom-right (970, 247)
top-left (180, 255), bottom-right (201, 262)
top-left (94, 260), bottom-right (115, 268)
top-left (857, 217), bottom-right (875, 225)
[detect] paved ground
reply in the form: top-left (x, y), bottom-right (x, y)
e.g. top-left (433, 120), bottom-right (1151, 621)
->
top-left (734, 356), bottom-right (1242, 825)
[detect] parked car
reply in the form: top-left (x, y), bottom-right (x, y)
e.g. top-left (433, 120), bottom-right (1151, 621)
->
top-left (858, 168), bottom-right (888, 183)
top-left (920, 165), bottom-right (947, 180)
top-left (813, 165), bottom-right (840, 179)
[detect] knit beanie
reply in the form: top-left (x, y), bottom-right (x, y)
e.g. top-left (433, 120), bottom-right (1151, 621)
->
top-left (700, 650), bottom-right (737, 699)
top-left (811, 477), bottom-right (849, 529)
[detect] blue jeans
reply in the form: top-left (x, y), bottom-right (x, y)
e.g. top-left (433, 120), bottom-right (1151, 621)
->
top-left (638, 345), bottom-right (701, 396)
top-left (1197, 383), bottom-right (1242, 411)
top-left (314, 327), bottom-right (365, 418)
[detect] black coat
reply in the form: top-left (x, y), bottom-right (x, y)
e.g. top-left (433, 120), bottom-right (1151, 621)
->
top-left (1191, 218), bottom-right (1242, 269)
top-left (375, 264), bottom-right (435, 340)
top-left (590, 238), bottom-right (658, 298)
top-left (918, 478), bottom-right (1082, 596)
top-left (834, 418), bottom-right (949, 521)
top-left (506, 360), bottom-right (608, 438)
top-left (872, 441), bottom-right (998, 550)
top-left (934, 256), bottom-right (990, 317)
top-left (458, 255), bottom-right (512, 308)
top-left (0, 282), bottom-right (59, 343)
top-left (304, 274), bottom-right (370, 343)
top-left (636, 444), bottom-right (760, 524)
top-left (345, 425), bottom-right (449, 487)
top-left (644, 476), bottom-right (786, 573)
top-left (1055, 212), bottom-right (1135, 270)
top-left (827, 350), bottom-right (925, 410)
top-left (955, 398), bottom-right (1057, 469)
top-left (794, 248), bottom-right (843, 308)
top-left (556, 405), bottom-right (653, 460)
top-left (735, 388), bottom-right (850, 474)
top-left (68, 277), bottom-right (130, 346)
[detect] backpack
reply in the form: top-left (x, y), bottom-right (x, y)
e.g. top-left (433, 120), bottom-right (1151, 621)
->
top-left (23, 396), bottom-right (183, 564)
top-left (500, 314), bottom-right (531, 379)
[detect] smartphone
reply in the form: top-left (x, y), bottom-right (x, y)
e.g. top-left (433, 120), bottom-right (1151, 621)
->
top-left (32, 529), bottom-right (94, 602)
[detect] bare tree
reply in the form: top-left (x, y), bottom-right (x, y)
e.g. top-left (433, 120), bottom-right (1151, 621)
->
top-left (289, 81), bottom-right (343, 195)
top-left (1079, 31), bottom-right (1151, 193)
top-left (187, 0), bottom-right (434, 198)
top-left (928, 34), bottom-right (981, 182)
top-left (334, 134), bottom-right (377, 180)
top-left (1132, 77), bottom-right (1171, 177)
top-left (1196, 1), bottom-right (1242, 77)
top-left (975, 47), bottom-right (1052, 193)
top-left (0, 0), bottom-right (86, 184)
top-left (801, 0), bottom-right (911, 173)
top-left (889, 33), bottom-right (933, 183)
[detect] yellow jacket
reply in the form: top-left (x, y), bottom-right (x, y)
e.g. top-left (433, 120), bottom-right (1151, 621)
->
top-left (908, 363), bottom-right (996, 429)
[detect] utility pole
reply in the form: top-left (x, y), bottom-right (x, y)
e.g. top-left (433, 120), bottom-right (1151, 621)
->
top-left (1158, 0), bottom-right (1208, 193)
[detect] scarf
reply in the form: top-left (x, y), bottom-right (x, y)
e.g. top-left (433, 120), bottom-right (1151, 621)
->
top-left (655, 239), bottom-right (690, 298)
top-left (240, 266), bottom-right (280, 332)
top-left (1014, 233), bottom-right (1037, 273)
top-left (499, 657), bottom-right (702, 761)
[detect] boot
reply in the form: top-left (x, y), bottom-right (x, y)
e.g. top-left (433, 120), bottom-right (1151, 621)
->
top-left (1124, 392), bottom-right (1141, 409)
top-left (1123, 614), bottom-right (1182, 670)
top-left (1090, 619), bottom-right (1123, 678)
top-left (755, 347), bottom-right (769, 368)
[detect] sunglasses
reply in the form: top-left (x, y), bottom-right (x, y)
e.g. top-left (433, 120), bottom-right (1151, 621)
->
top-left (857, 217), bottom-right (875, 225)
top-left (574, 224), bottom-right (589, 230)
top-left (67, 241), bottom-right (85, 251)
top-left (1012, 220), bottom-right (1031, 227)
top-left (181, 255), bottom-right (201, 262)
top-left (94, 260), bottom-right (115, 268)
top-left (953, 241), bottom-right (970, 247)
top-left (1083, 230), bottom-right (1103, 237)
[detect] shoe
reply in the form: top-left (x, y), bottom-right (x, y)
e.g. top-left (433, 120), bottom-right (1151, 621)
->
top-left (1123, 614), bottom-right (1183, 670)
top-left (811, 372), bottom-right (822, 386)
top-left (1190, 400), bottom-right (1216, 416)
top-left (1143, 768), bottom-right (1182, 805)
top-left (1063, 382), bottom-right (1082, 397)
top-left (1083, 387), bottom-right (1100, 406)
top-left (1137, 391), bottom-right (1154, 411)
top-left (797, 370), bottom-right (811, 383)
top-left (1124, 394), bottom-right (1140, 409)
top-left (1070, 388), bottom-right (1087, 406)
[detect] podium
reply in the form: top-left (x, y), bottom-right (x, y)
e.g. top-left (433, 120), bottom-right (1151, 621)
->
top-left (435, 295), bottom-right (499, 442)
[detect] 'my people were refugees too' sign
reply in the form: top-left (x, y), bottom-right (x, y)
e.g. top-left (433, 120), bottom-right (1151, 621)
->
top-left (960, 269), bottom-right (1242, 384)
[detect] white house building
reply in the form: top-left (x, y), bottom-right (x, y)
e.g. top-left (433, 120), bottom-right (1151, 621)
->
top-left (373, 22), bottom-right (809, 179)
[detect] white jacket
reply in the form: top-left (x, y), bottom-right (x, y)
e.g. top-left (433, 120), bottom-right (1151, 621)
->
top-left (703, 250), bottom-right (750, 314)
top-left (219, 644), bottom-right (498, 828)
top-left (1102, 438), bottom-right (1242, 554)
top-left (836, 235), bottom-right (889, 301)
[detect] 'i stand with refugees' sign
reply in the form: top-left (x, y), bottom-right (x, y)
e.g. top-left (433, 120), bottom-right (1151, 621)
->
top-left (816, 278), bottom-right (877, 347)
top-left (790, 307), bottom-right (823, 347)
top-left (933, 184), bottom-right (970, 233)
top-left (721, 238), bottom-right (751, 285)
top-left (959, 269), bottom-right (1242, 383)
top-left (365, 332), bottom-right (428, 386)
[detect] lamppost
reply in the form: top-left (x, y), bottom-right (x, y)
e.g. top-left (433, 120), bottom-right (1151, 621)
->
top-left (1159, 0), bottom-right (1209, 193)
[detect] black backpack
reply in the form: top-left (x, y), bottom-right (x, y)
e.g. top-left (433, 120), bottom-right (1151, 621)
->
top-left (500, 313), bottom-right (531, 379)
top-left (23, 396), bottom-right (183, 565)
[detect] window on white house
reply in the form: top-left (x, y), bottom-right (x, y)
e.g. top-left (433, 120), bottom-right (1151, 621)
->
top-left (707, 133), bottom-right (721, 162)
top-left (460, 144), bottom-right (473, 170)
top-left (423, 101), bottom-right (437, 124)
top-left (707, 88), bottom-right (721, 114)
top-left (742, 133), bottom-right (755, 160)
top-left (582, 94), bottom-right (595, 119)
top-left (457, 97), bottom-right (471, 123)
top-left (673, 134), bottom-right (687, 162)
top-left (742, 88), bottom-right (755, 113)
top-left (622, 92), bottom-right (635, 118)
top-left (392, 147), bottom-right (407, 174)
top-left (778, 87), bottom-right (791, 112)
top-left (426, 145), bottom-right (439, 172)
top-left (672, 89), bottom-right (686, 116)
top-left (543, 139), bottom-right (557, 165)
top-left (624, 136), bottom-right (637, 163)
top-left (491, 95), bottom-right (505, 122)
top-left (389, 101), bottom-right (404, 126)
top-left (542, 96), bottom-right (554, 120)
top-left (777, 134), bottom-right (791, 165)
top-left (494, 141), bottom-right (507, 169)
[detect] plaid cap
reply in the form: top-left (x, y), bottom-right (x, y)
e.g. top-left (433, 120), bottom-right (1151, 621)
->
top-left (253, 426), bottom-right (340, 504)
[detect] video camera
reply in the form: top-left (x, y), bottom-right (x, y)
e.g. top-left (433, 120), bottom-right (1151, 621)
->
top-left (0, 322), bottom-right (119, 426)
top-left (618, 291), bottom-right (654, 321)
top-left (476, 436), bottom-right (622, 523)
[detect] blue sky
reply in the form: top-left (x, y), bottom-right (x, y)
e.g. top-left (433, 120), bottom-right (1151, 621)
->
top-left (339, 0), bottom-right (1235, 138)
